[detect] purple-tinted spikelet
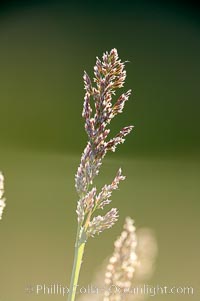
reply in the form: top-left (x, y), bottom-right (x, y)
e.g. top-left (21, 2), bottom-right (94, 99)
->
top-left (95, 168), bottom-right (125, 210)
top-left (75, 49), bottom-right (133, 237)
top-left (76, 187), bottom-right (97, 224)
top-left (87, 208), bottom-right (119, 237)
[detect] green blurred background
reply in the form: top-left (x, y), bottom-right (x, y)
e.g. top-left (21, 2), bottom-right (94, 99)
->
top-left (0, 0), bottom-right (199, 300)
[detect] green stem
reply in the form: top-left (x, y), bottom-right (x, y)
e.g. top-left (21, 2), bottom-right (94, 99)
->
top-left (68, 225), bottom-right (86, 301)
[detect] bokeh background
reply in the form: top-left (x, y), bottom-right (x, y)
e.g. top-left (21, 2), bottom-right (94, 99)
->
top-left (0, 0), bottom-right (199, 300)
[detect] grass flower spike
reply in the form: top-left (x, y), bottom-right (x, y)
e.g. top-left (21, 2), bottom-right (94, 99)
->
top-left (0, 172), bottom-right (6, 220)
top-left (75, 48), bottom-right (133, 237)
top-left (68, 49), bottom-right (133, 301)
top-left (104, 217), bottom-right (138, 301)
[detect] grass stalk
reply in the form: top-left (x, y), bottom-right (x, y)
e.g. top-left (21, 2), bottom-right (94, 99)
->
top-left (67, 225), bottom-right (86, 301)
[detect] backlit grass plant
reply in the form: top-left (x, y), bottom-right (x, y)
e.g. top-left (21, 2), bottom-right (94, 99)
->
top-left (0, 49), bottom-right (156, 301)
top-left (68, 49), bottom-right (134, 301)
